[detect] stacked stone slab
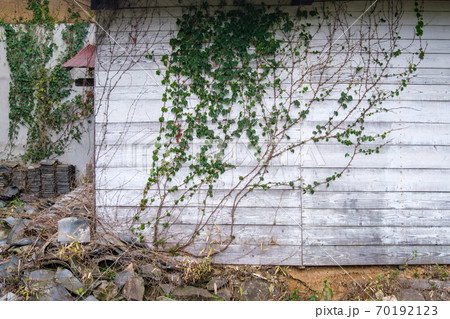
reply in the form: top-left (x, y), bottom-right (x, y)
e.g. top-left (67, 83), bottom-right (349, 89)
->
top-left (56, 164), bottom-right (76, 195)
top-left (27, 164), bottom-right (41, 195)
top-left (40, 160), bottom-right (58, 198)
top-left (11, 164), bottom-right (27, 191)
top-left (0, 164), bottom-right (11, 189)
top-left (1, 161), bottom-right (76, 198)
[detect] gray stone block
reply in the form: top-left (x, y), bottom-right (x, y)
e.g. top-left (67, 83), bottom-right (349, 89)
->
top-left (55, 268), bottom-right (83, 294)
top-left (58, 217), bottom-right (90, 243)
top-left (0, 292), bottom-right (18, 301)
top-left (397, 289), bottom-right (425, 301)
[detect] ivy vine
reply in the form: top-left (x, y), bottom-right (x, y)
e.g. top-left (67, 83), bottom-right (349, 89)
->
top-left (134, 1), bottom-right (425, 254)
top-left (0, 0), bottom-right (92, 162)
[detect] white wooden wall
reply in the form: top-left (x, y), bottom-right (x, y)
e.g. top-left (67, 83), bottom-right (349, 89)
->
top-left (95, 0), bottom-right (450, 265)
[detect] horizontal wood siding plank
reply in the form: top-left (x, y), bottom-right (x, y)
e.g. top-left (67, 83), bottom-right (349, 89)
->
top-left (115, 1), bottom-right (450, 13)
top-left (303, 246), bottom-right (450, 266)
top-left (181, 244), bottom-right (302, 265)
top-left (303, 227), bottom-right (450, 246)
top-left (96, 144), bottom-right (450, 169)
top-left (97, 40), bottom-right (450, 58)
top-left (97, 206), bottom-right (302, 226)
top-left (97, 206), bottom-right (450, 227)
top-left (95, 166), bottom-right (450, 192)
top-left (303, 209), bottom-right (450, 227)
top-left (94, 99), bottom-right (450, 125)
top-left (97, 50), bottom-right (450, 71)
top-left (302, 192), bottom-right (450, 210)
top-left (302, 168), bottom-right (450, 192)
top-left (159, 224), bottom-right (302, 246)
top-left (94, 84), bottom-right (450, 103)
top-left (96, 188), bottom-right (301, 208)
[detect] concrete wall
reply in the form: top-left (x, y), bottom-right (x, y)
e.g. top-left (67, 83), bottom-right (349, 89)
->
top-left (0, 24), bottom-right (96, 177)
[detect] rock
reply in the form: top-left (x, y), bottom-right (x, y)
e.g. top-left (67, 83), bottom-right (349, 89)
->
top-left (167, 273), bottom-right (182, 285)
top-left (55, 268), bottom-right (83, 294)
top-left (382, 295), bottom-right (398, 301)
top-left (123, 276), bottom-right (145, 301)
top-left (0, 256), bottom-right (19, 280)
top-left (1, 217), bottom-right (18, 227)
top-left (399, 279), bottom-right (430, 290)
top-left (0, 186), bottom-right (19, 201)
top-left (0, 201), bottom-right (6, 208)
top-left (0, 223), bottom-right (10, 240)
top-left (207, 277), bottom-right (228, 292)
top-left (375, 290), bottom-right (384, 300)
top-left (157, 296), bottom-right (175, 301)
top-left (159, 283), bottom-right (174, 295)
top-left (15, 205), bottom-right (36, 215)
top-left (140, 264), bottom-right (162, 281)
top-left (397, 289), bottom-right (425, 301)
top-left (31, 284), bottom-right (74, 301)
top-left (93, 281), bottom-right (119, 301)
top-left (8, 245), bottom-right (34, 254)
top-left (0, 292), bottom-right (19, 301)
top-left (28, 269), bottom-right (56, 288)
top-left (429, 280), bottom-right (450, 291)
top-left (114, 263), bottom-right (135, 288)
top-left (10, 237), bottom-right (41, 247)
top-left (0, 239), bottom-right (7, 247)
top-left (6, 219), bottom-right (30, 244)
top-left (171, 286), bottom-right (213, 300)
top-left (97, 234), bottom-right (128, 247)
top-left (58, 217), bottom-right (90, 243)
top-left (215, 287), bottom-right (233, 301)
top-left (84, 295), bottom-right (99, 301)
top-left (241, 279), bottom-right (271, 301)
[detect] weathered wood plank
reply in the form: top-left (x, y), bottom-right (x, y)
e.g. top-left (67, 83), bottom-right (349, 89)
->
top-left (302, 168), bottom-right (450, 192)
top-left (96, 165), bottom-right (301, 190)
top-left (159, 224), bottom-right (302, 246)
top-left (94, 82), bottom-right (450, 102)
top-left (301, 122), bottom-right (450, 146)
top-left (303, 209), bottom-right (450, 227)
top-left (101, 9), bottom-right (450, 31)
top-left (97, 205), bottom-right (302, 226)
top-left (95, 164), bottom-right (450, 192)
top-left (303, 245), bottom-right (450, 266)
top-left (182, 244), bottom-right (303, 265)
top-left (96, 143), bottom-right (450, 169)
top-left (303, 227), bottom-right (450, 246)
top-left (94, 98), bottom-right (450, 125)
top-left (94, 121), bottom-right (450, 149)
top-left (96, 188), bottom-right (301, 208)
top-left (114, 0), bottom-right (450, 13)
top-left (97, 49), bottom-right (449, 72)
top-left (97, 206), bottom-right (450, 228)
top-left (97, 40), bottom-right (450, 60)
top-left (302, 191), bottom-right (450, 210)
top-left (95, 66), bottom-right (450, 90)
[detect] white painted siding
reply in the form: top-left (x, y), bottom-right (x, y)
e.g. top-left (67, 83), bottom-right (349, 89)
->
top-left (95, 0), bottom-right (450, 265)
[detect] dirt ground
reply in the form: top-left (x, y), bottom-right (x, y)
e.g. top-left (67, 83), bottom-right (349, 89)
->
top-left (283, 265), bottom-right (448, 301)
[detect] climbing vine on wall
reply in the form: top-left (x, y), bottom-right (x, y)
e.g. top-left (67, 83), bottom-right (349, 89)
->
top-left (135, 0), bottom-right (425, 255)
top-left (0, 0), bottom-right (92, 162)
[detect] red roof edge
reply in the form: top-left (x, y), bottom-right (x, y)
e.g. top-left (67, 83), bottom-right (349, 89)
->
top-left (62, 44), bottom-right (95, 69)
